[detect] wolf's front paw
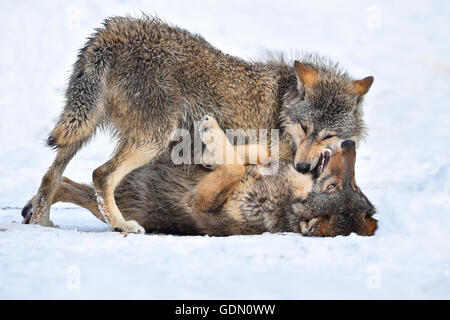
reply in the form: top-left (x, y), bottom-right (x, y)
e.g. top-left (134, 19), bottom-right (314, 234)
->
top-left (113, 220), bottom-right (145, 234)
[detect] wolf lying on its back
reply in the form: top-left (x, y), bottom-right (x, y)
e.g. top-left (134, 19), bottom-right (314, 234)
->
top-left (27, 16), bottom-right (374, 233)
top-left (24, 116), bottom-right (377, 237)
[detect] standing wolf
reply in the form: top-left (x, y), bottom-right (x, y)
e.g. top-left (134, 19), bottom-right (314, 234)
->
top-left (27, 16), bottom-right (374, 233)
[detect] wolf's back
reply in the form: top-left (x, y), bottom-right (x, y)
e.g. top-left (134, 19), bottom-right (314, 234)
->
top-left (47, 16), bottom-right (216, 149)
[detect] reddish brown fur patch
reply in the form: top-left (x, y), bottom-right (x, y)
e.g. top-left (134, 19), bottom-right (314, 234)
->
top-left (361, 217), bottom-right (378, 236)
top-left (353, 76), bottom-right (374, 96)
top-left (327, 151), bottom-right (345, 177)
top-left (315, 218), bottom-right (337, 237)
top-left (294, 61), bottom-right (318, 88)
top-left (303, 217), bottom-right (338, 237)
top-left (188, 164), bottom-right (245, 213)
top-left (326, 142), bottom-right (356, 180)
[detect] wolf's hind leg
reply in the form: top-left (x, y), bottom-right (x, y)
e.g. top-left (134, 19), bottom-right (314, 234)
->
top-left (189, 165), bottom-right (245, 213)
top-left (189, 115), bottom-right (245, 212)
top-left (22, 176), bottom-right (106, 225)
top-left (53, 177), bottom-right (106, 223)
top-left (29, 143), bottom-right (82, 227)
top-left (28, 50), bottom-right (106, 227)
top-left (92, 144), bottom-right (149, 233)
top-left (91, 131), bottom-right (176, 234)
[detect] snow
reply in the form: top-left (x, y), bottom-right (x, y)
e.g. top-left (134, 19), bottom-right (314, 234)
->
top-left (0, 0), bottom-right (449, 299)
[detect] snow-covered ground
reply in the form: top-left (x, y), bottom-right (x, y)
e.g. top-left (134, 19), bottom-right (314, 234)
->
top-left (0, 0), bottom-right (449, 299)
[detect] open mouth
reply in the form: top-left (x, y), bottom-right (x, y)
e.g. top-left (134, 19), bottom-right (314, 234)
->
top-left (312, 148), bottom-right (332, 178)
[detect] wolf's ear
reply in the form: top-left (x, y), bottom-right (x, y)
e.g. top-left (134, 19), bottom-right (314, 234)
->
top-left (294, 61), bottom-right (318, 88)
top-left (353, 76), bottom-right (374, 96)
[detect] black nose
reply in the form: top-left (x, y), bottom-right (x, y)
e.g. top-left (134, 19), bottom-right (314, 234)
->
top-left (296, 162), bottom-right (311, 173)
top-left (341, 140), bottom-right (355, 149)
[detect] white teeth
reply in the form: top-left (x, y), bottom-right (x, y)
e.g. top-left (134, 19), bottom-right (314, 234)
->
top-left (317, 148), bottom-right (332, 176)
top-left (322, 148), bottom-right (332, 156)
top-left (318, 155), bottom-right (325, 175)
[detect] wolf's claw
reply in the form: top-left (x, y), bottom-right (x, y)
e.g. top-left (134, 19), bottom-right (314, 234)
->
top-left (112, 220), bottom-right (145, 234)
top-left (21, 202), bottom-right (33, 224)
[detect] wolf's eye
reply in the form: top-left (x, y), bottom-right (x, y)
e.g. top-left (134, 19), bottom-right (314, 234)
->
top-left (324, 134), bottom-right (336, 140)
top-left (327, 183), bottom-right (336, 190)
top-left (300, 123), bottom-right (307, 133)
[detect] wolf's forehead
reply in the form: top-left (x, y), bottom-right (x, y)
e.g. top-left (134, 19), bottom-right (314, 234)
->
top-left (310, 111), bottom-right (353, 132)
top-left (307, 85), bottom-right (356, 124)
top-left (310, 85), bottom-right (355, 112)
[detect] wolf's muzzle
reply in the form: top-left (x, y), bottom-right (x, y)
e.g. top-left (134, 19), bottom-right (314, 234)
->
top-left (296, 162), bottom-right (311, 173)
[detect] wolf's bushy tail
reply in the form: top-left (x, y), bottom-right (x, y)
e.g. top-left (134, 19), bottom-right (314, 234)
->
top-left (47, 38), bottom-right (112, 149)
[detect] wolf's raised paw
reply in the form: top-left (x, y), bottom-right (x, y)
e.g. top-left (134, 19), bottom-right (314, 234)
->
top-left (199, 115), bottom-right (222, 147)
top-left (199, 115), bottom-right (239, 167)
top-left (113, 220), bottom-right (145, 234)
top-left (199, 115), bottom-right (219, 130)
